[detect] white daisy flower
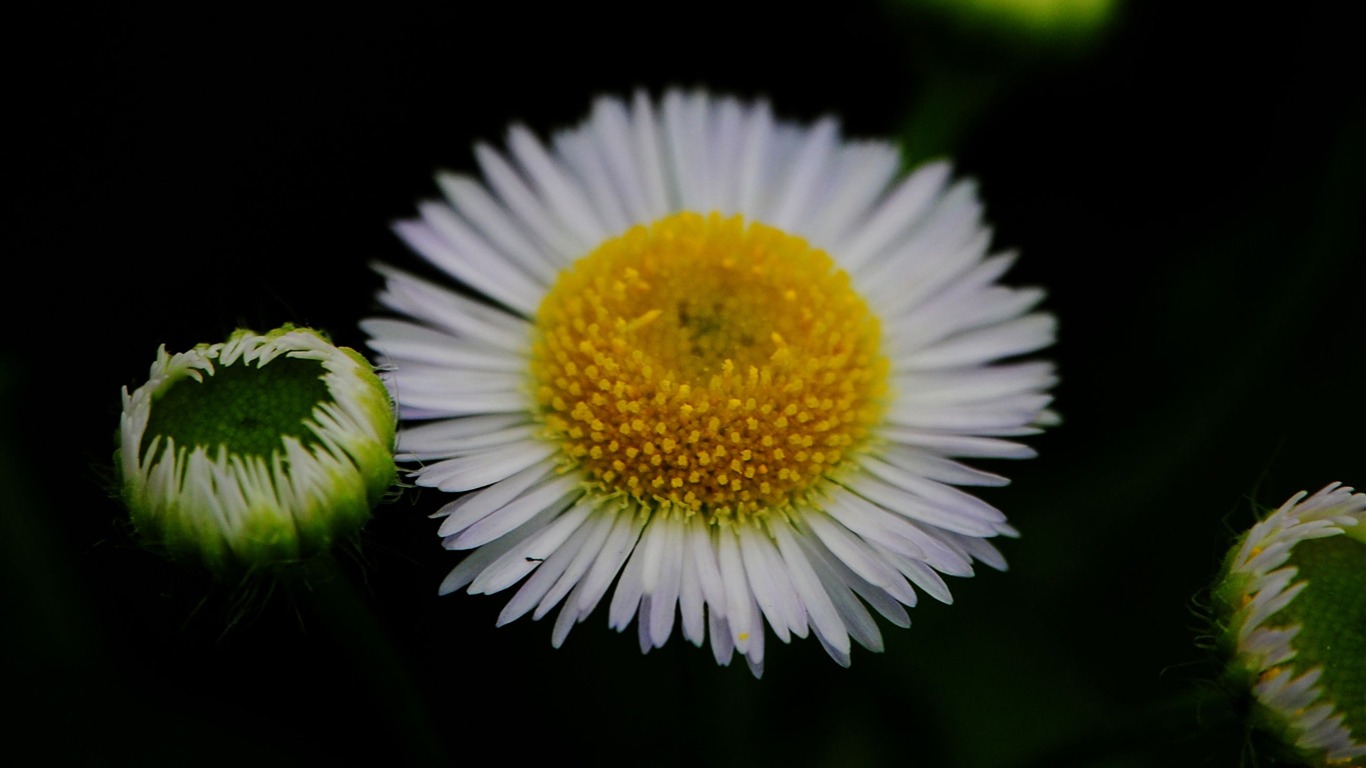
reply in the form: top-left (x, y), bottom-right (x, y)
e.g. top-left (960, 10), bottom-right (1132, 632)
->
top-left (1212, 482), bottom-right (1366, 765)
top-left (363, 89), bottom-right (1058, 676)
top-left (118, 325), bottom-right (397, 577)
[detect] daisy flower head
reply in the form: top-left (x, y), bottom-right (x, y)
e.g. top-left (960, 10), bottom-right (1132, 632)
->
top-left (117, 325), bottom-right (398, 578)
top-left (364, 89), bottom-right (1058, 676)
top-left (1211, 483), bottom-right (1366, 765)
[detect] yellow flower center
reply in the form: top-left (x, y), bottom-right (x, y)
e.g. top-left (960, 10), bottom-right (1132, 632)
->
top-left (530, 211), bottom-right (888, 522)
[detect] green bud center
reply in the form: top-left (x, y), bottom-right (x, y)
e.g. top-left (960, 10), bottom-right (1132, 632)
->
top-left (1276, 534), bottom-right (1366, 737)
top-left (142, 356), bottom-right (331, 461)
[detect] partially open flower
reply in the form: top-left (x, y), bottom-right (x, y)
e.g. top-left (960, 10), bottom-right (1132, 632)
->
top-left (117, 325), bottom-right (397, 577)
top-left (1212, 483), bottom-right (1366, 765)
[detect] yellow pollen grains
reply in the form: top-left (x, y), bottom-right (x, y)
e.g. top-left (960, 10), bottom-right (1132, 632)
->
top-left (529, 211), bottom-right (888, 522)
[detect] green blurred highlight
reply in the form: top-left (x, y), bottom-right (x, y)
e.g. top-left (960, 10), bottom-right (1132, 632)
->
top-left (891, 0), bottom-right (1120, 48)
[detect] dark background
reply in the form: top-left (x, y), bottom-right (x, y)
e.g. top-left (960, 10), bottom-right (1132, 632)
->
top-left (6, 2), bottom-right (1363, 766)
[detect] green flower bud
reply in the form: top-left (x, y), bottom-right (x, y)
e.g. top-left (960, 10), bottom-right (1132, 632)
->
top-left (1212, 483), bottom-right (1366, 766)
top-left (116, 325), bottom-right (397, 577)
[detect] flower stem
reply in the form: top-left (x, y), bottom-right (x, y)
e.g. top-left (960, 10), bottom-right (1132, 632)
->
top-left (286, 555), bottom-right (451, 767)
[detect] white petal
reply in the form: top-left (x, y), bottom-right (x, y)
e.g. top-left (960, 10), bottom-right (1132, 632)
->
top-left (437, 500), bottom-right (566, 595)
top-left (662, 89), bottom-right (709, 210)
top-left (551, 129), bottom-right (632, 237)
top-left (446, 474), bottom-right (579, 550)
top-left (687, 517), bottom-right (727, 614)
top-left (889, 360), bottom-right (1057, 403)
top-left (434, 459), bottom-right (552, 531)
top-left (768, 116), bottom-right (838, 231)
top-left (801, 511), bottom-right (920, 605)
top-left (861, 230), bottom-right (994, 322)
top-left (584, 95), bottom-right (653, 223)
top-left (897, 313), bottom-right (1057, 370)
top-left (551, 508), bottom-right (645, 648)
top-left (842, 464), bottom-right (1004, 537)
top-left (826, 489), bottom-right (974, 575)
top-left (629, 90), bottom-right (671, 219)
top-left (706, 96), bottom-right (745, 213)
top-left (371, 265), bottom-right (530, 347)
top-left (738, 523), bottom-right (806, 643)
top-left (876, 445), bottom-right (1012, 487)
top-left (398, 417), bottom-right (536, 459)
top-left (647, 517), bottom-right (684, 648)
top-left (529, 507), bottom-right (619, 621)
top-left (572, 508), bottom-right (648, 616)
top-left (497, 501), bottom-right (605, 625)
top-left (506, 124), bottom-right (607, 248)
top-left (734, 98), bottom-right (774, 217)
top-left (889, 286), bottom-right (1046, 356)
top-left (808, 141), bottom-right (904, 250)
top-left (797, 533), bottom-right (898, 649)
top-left (772, 519), bottom-right (851, 662)
top-left (708, 612), bottom-right (735, 667)
top-left (607, 526), bottom-right (649, 630)
top-left (361, 318), bottom-right (526, 372)
top-left (475, 141), bottom-right (582, 263)
top-left (875, 544), bottom-right (956, 604)
top-left (677, 539), bottom-right (707, 647)
top-left (717, 525), bottom-right (759, 655)
top-left (436, 172), bottom-right (561, 281)
top-left (470, 497), bottom-right (595, 594)
top-left (416, 440), bottom-right (557, 493)
top-left (394, 217), bottom-right (541, 316)
top-left (838, 160), bottom-right (952, 273)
